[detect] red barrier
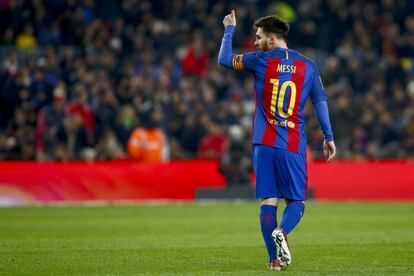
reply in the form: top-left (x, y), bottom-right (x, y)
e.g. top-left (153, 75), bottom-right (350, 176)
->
top-left (0, 160), bottom-right (226, 205)
top-left (0, 160), bottom-right (413, 205)
top-left (308, 160), bottom-right (414, 201)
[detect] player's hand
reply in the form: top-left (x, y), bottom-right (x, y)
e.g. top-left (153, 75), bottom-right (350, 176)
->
top-left (223, 10), bottom-right (236, 27)
top-left (323, 140), bottom-right (336, 162)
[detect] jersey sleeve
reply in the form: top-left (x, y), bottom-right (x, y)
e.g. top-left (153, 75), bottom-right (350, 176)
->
top-left (233, 51), bottom-right (257, 72)
top-left (309, 64), bottom-right (328, 104)
top-left (310, 63), bottom-right (334, 142)
top-left (218, 25), bottom-right (258, 72)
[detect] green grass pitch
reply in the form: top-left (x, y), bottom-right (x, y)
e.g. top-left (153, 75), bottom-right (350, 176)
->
top-left (1, 201), bottom-right (413, 275)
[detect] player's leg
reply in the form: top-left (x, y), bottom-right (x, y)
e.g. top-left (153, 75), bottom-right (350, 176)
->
top-left (271, 149), bottom-right (308, 266)
top-left (260, 197), bottom-right (278, 269)
top-left (273, 200), bottom-right (305, 266)
top-left (279, 199), bottom-right (305, 235)
top-left (253, 145), bottom-right (281, 270)
top-left (278, 151), bottom-right (307, 234)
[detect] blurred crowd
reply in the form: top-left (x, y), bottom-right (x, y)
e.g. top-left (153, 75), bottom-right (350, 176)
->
top-left (0, 0), bottom-right (413, 171)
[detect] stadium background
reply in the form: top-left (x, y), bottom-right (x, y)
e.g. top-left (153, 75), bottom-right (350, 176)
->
top-left (1, 0), bottom-right (414, 162)
top-left (0, 1), bottom-right (413, 275)
top-left (0, 0), bottom-right (413, 218)
top-left (0, 0), bottom-right (413, 203)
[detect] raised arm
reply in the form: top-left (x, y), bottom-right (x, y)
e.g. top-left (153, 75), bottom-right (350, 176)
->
top-left (218, 10), bottom-right (237, 68)
top-left (218, 10), bottom-right (257, 72)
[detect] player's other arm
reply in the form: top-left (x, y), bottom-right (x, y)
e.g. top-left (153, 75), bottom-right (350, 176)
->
top-left (310, 64), bottom-right (336, 161)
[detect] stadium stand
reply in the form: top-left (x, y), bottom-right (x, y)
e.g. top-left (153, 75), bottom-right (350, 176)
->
top-left (0, 0), bottom-right (413, 169)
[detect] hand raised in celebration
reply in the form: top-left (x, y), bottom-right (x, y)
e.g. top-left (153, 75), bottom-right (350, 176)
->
top-left (223, 10), bottom-right (236, 27)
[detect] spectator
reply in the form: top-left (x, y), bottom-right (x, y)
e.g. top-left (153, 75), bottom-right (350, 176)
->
top-left (197, 121), bottom-right (228, 160)
top-left (35, 85), bottom-right (67, 161)
top-left (113, 104), bottom-right (137, 146)
top-left (56, 115), bottom-right (94, 160)
top-left (96, 129), bottom-right (126, 160)
top-left (15, 25), bottom-right (37, 50)
top-left (219, 125), bottom-right (251, 185)
top-left (127, 113), bottom-right (169, 163)
top-left (65, 84), bottom-right (95, 142)
top-left (181, 36), bottom-right (210, 76)
top-left (30, 67), bottom-right (54, 111)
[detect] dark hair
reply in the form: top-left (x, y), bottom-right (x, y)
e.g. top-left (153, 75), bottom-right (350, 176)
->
top-left (254, 16), bottom-right (290, 40)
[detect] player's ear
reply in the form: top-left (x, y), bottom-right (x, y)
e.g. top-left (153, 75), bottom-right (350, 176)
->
top-left (269, 33), bottom-right (277, 45)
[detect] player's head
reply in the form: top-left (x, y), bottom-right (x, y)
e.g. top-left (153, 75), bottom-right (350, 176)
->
top-left (253, 16), bottom-right (290, 51)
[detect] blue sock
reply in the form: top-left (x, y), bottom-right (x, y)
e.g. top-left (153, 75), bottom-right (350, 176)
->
top-left (260, 205), bottom-right (277, 261)
top-left (279, 201), bottom-right (305, 234)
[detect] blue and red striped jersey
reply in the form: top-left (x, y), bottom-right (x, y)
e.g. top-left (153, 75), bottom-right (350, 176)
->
top-left (243, 49), bottom-right (329, 154)
top-left (218, 26), bottom-right (334, 155)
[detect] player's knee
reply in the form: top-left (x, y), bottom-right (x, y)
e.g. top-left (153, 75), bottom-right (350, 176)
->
top-left (260, 197), bottom-right (278, 206)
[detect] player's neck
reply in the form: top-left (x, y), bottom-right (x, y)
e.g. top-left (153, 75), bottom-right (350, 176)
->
top-left (273, 41), bottom-right (288, 49)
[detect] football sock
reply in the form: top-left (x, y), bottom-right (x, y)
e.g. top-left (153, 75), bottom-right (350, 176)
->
top-left (279, 201), bottom-right (305, 234)
top-left (260, 204), bottom-right (278, 261)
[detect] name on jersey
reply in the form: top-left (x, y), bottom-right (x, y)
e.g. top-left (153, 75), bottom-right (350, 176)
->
top-left (277, 64), bottom-right (296, 74)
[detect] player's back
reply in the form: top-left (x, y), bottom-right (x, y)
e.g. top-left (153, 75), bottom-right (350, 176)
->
top-left (246, 48), bottom-right (325, 154)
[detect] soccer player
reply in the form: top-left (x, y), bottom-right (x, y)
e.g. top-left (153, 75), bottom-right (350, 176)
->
top-left (218, 11), bottom-right (336, 271)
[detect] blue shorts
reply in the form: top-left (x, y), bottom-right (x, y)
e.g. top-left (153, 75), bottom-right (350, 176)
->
top-left (253, 144), bottom-right (308, 200)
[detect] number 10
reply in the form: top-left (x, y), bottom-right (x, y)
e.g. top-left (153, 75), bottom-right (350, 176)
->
top-left (269, 78), bottom-right (297, 118)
